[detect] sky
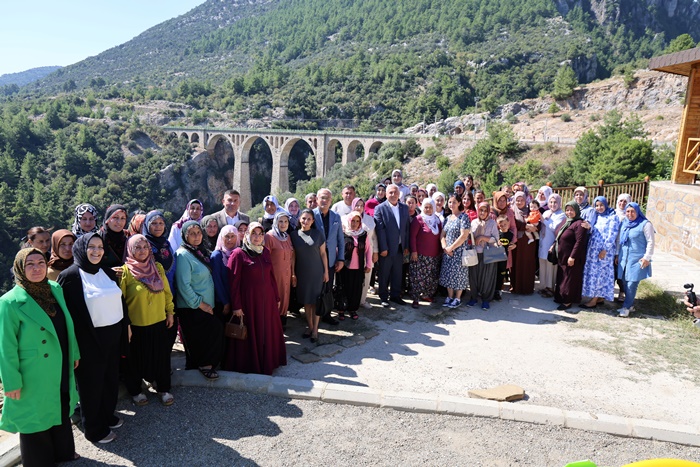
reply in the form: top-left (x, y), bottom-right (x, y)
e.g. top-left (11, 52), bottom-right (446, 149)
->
top-left (0, 0), bottom-right (206, 76)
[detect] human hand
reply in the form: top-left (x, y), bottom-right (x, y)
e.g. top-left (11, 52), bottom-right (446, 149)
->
top-left (372, 253), bottom-right (379, 263)
top-left (223, 304), bottom-right (231, 315)
top-left (233, 309), bottom-right (244, 317)
top-left (74, 360), bottom-right (79, 369)
top-left (323, 271), bottom-right (329, 283)
top-left (166, 314), bottom-right (174, 328)
top-left (508, 244), bottom-right (516, 251)
top-left (291, 275), bottom-right (297, 287)
top-left (410, 252), bottom-right (418, 262)
top-left (567, 257), bottom-right (575, 267)
top-left (364, 267), bottom-right (371, 273)
top-left (581, 221), bottom-right (591, 230)
top-left (112, 267), bottom-right (123, 280)
top-left (444, 246), bottom-right (453, 257)
top-left (199, 302), bottom-right (213, 314)
top-left (598, 250), bottom-right (607, 260)
top-left (639, 258), bottom-right (650, 269)
top-left (128, 325), bottom-right (132, 343)
top-left (5, 389), bottom-right (20, 400)
top-left (380, 250), bottom-right (388, 257)
top-left (335, 261), bottom-right (344, 272)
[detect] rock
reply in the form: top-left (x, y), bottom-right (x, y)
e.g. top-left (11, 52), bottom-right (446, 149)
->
top-left (309, 344), bottom-right (344, 358)
top-left (291, 353), bottom-right (323, 364)
top-left (468, 384), bottom-right (526, 402)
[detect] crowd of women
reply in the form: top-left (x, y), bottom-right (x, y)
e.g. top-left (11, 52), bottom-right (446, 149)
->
top-left (0, 175), bottom-right (656, 465)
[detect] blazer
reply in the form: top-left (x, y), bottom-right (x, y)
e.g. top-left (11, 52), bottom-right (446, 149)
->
top-left (0, 283), bottom-right (80, 434)
top-left (213, 208), bottom-right (251, 230)
top-left (374, 200), bottom-right (410, 255)
top-left (313, 208), bottom-right (345, 266)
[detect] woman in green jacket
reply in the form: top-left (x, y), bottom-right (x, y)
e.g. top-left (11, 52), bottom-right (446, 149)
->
top-left (0, 248), bottom-right (81, 466)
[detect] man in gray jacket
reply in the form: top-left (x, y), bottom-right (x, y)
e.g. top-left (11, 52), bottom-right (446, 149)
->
top-left (213, 189), bottom-right (250, 229)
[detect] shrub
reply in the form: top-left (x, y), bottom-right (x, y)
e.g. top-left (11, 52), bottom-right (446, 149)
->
top-left (548, 102), bottom-right (560, 114)
top-left (436, 155), bottom-right (450, 170)
top-left (561, 113), bottom-right (572, 122)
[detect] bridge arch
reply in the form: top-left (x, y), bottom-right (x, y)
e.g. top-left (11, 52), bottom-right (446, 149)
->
top-left (179, 132), bottom-right (188, 140)
top-left (369, 141), bottom-right (383, 155)
top-left (280, 137), bottom-right (315, 193)
top-left (190, 133), bottom-right (200, 144)
top-left (206, 134), bottom-right (229, 154)
top-left (345, 140), bottom-right (363, 164)
top-left (326, 139), bottom-right (343, 174)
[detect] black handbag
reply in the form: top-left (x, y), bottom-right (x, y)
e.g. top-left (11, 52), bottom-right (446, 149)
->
top-left (547, 246), bottom-right (558, 265)
top-left (316, 282), bottom-right (334, 317)
top-left (333, 282), bottom-right (348, 311)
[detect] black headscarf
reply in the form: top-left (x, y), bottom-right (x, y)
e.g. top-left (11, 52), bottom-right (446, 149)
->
top-left (100, 204), bottom-right (129, 264)
top-left (180, 221), bottom-right (211, 271)
top-left (72, 232), bottom-right (105, 275)
top-left (14, 247), bottom-right (58, 316)
top-left (142, 210), bottom-right (175, 274)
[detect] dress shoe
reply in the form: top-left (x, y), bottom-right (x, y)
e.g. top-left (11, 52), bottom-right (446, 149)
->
top-left (389, 297), bottom-right (407, 306)
top-left (322, 314), bottom-right (339, 325)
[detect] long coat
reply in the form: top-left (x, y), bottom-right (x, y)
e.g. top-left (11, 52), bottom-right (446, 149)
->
top-left (0, 283), bottom-right (80, 434)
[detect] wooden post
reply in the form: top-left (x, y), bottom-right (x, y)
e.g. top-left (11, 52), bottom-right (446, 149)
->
top-left (597, 179), bottom-right (605, 197)
top-left (672, 66), bottom-right (700, 184)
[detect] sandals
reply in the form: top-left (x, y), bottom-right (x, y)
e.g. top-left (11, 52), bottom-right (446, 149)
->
top-left (337, 312), bottom-right (346, 321)
top-left (198, 367), bottom-right (219, 381)
top-left (159, 392), bottom-right (174, 406)
top-left (350, 311), bottom-right (359, 320)
top-left (132, 393), bottom-right (149, 406)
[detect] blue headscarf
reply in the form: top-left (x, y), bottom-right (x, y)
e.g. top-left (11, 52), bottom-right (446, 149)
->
top-left (590, 195), bottom-right (614, 226)
top-left (619, 202), bottom-right (647, 245)
top-left (454, 180), bottom-right (466, 192)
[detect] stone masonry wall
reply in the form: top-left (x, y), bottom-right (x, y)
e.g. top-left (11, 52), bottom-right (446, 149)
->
top-left (647, 181), bottom-right (700, 264)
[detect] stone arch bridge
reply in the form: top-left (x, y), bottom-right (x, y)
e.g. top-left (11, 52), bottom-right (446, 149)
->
top-left (165, 126), bottom-right (409, 210)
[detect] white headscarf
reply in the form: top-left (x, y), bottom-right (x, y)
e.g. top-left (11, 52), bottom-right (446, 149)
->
top-left (420, 198), bottom-right (441, 235)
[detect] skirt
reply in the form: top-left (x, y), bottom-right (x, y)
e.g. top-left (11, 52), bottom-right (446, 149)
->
top-left (409, 255), bottom-right (441, 299)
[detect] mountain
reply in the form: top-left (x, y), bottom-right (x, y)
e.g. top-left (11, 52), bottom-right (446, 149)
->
top-left (0, 66), bottom-right (62, 87)
top-left (24, 0), bottom-right (700, 127)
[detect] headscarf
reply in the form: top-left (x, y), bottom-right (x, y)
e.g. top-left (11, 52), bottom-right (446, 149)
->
top-left (271, 211), bottom-right (291, 241)
top-left (375, 183), bottom-right (387, 204)
top-left (590, 195), bottom-right (614, 226)
top-left (125, 234), bottom-right (164, 293)
top-left (543, 193), bottom-right (563, 220)
top-left (454, 180), bottom-right (466, 193)
top-left (263, 195), bottom-right (285, 220)
top-left (284, 198), bottom-right (300, 229)
top-left (492, 191), bottom-right (509, 216)
top-left (432, 191), bottom-right (445, 208)
top-left (71, 203), bottom-right (99, 237)
top-left (574, 186), bottom-right (589, 210)
top-left (518, 182), bottom-right (531, 203)
top-left (511, 191), bottom-right (530, 224)
top-left (215, 225), bottom-right (238, 266)
top-left (14, 248), bottom-right (57, 316)
top-left (242, 222), bottom-right (265, 257)
top-left (619, 202), bottom-right (648, 245)
top-left (555, 201), bottom-right (582, 254)
top-left (180, 220), bottom-right (211, 270)
top-left (426, 183), bottom-right (437, 195)
top-left (47, 229), bottom-right (76, 272)
top-left (101, 204), bottom-right (129, 263)
top-left (536, 186), bottom-right (553, 210)
top-left (615, 193), bottom-right (632, 219)
top-left (343, 211), bottom-right (366, 237)
top-left (128, 213), bottom-right (146, 236)
top-left (174, 199), bottom-right (204, 229)
top-left (200, 214), bottom-right (219, 247)
top-left (420, 198), bottom-right (441, 235)
top-left (142, 210), bottom-right (174, 273)
top-left (73, 232), bottom-right (104, 275)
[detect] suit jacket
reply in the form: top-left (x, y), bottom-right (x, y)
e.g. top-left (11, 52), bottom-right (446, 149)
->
top-left (0, 283), bottom-right (80, 434)
top-left (213, 208), bottom-right (251, 230)
top-left (313, 208), bottom-right (345, 266)
top-left (374, 200), bottom-right (410, 255)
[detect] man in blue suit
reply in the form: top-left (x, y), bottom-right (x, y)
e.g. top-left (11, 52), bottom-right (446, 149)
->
top-left (374, 184), bottom-right (410, 307)
top-left (314, 188), bottom-right (345, 324)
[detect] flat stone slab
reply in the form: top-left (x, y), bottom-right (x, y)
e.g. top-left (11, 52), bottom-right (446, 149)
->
top-left (310, 344), bottom-right (344, 358)
top-left (361, 330), bottom-right (380, 340)
top-left (339, 338), bottom-right (358, 348)
top-left (469, 384), bottom-right (526, 402)
top-left (291, 353), bottom-right (322, 364)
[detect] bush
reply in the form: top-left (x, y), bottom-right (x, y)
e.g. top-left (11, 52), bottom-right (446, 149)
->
top-left (561, 113), bottom-right (572, 122)
top-left (436, 155), bottom-right (450, 170)
top-left (423, 146), bottom-right (441, 163)
top-left (548, 102), bottom-right (560, 114)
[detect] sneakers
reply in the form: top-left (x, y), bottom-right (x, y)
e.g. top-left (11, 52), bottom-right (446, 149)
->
top-left (361, 302), bottom-right (372, 309)
top-left (465, 299), bottom-right (478, 307)
top-left (619, 306), bottom-right (634, 318)
top-left (442, 297), bottom-right (454, 307)
top-left (381, 301), bottom-right (390, 308)
top-left (481, 301), bottom-right (490, 310)
top-left (109, 417), bottom-right (123, 429)
top-left (98, 431), bottom-right (117, 444)
top-left (449, 299), bottom-right (461, 309)
top-left (132, 393), bottom-right (149, 406)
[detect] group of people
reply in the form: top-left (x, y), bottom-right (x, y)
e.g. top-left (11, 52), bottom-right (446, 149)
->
top-left (0, 169), bottom-right (658, 465)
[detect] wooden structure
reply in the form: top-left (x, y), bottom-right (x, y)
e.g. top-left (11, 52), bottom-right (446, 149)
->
top-left (650, 49), bottom-right (700, 184)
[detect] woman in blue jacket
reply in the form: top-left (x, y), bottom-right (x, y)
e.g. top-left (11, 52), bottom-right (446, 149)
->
top-left (616, 202), bottom-right (655, 317)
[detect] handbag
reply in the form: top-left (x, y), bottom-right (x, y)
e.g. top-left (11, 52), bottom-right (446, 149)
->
top-left (333, 282), bottom-right (348, 311)
top-left (547, 246), bottom-right (558, 265)
top-left (224, 315), bottom-right (247, 340)
top-left (461, 231), bottom-right (479, 267)
top-left (483, 244), bottom-right (507, 264)
top-left (316, 282), bottom-right (334, 317)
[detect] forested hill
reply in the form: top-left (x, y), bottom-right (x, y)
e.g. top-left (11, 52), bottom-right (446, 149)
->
top-left (20, 0), bottom-right (700, 127)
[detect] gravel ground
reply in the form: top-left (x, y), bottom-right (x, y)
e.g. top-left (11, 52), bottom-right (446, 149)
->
top-left (65, 388), bottom-right (700, 467)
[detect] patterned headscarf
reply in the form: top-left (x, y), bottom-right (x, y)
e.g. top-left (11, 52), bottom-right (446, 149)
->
top-left (271, 211), bottom-right (291, 241)
top-left (71, 203), bottom-right (99, 237)
top-left (125, 234), bottom-right (164, 293)
top-left (180, 220), bottom-right (211, 270)
top-left (174, 199), bottom-right (204, 229)
top-left (343, 211), bottom-right (366, 238)
top-left (215, 225), bottom-right (238, 266)
top-left (14, 248), bottom-right (57, 316)
top-left (263, 195), bottom-right (285, 220)
top-left (243, 222), bottom-right (265, 256)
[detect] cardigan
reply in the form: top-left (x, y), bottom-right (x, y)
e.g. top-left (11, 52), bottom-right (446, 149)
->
top-left (120, 262), bottom-right (175, 327)
top-left (409, 216), bottom-right (442, 257)
top-left (174, 248), bottom-right (215, 310)
top-left (0, 283), bottom-right (80, 434)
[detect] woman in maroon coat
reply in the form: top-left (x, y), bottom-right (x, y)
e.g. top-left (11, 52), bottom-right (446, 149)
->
top-left (552, 201), bottom-right (589, 312)
top-left (223, 222), bottom-right (286, 375)
top-left (409, 198), bottom-right (443, 307)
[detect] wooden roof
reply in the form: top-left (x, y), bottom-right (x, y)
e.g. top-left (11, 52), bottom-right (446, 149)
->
top-left (649, 48), bottom-right (700, 76)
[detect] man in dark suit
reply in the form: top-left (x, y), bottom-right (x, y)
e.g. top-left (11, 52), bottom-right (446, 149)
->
top-left (374, 184), bottom-right (410, 307)
top-left (314, 188), bottom-right (345, 325)
top-left (213, 189), bottom-right (250, 229)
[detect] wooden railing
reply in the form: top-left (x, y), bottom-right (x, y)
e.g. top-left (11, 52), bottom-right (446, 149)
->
top-left (551, 178), bottom-right (650, 206)
top-left (683, 138), bottom-right (700, 174)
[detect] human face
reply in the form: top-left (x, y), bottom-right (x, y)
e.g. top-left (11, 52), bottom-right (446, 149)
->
top-left (265, 201), bottom-right (277, 215)
top-left (277, 216), bottom-right (289, 232)
top-left (625, 206), bottom-right (638, 221)
top-left (512, 183), bottom-right (522, 194)
top-left (350, 217), bottom-right (361, 230)
top-left (406, 197), bottom-right (417, 214)
top-left (79, 211), bottom-right (96, 233)
top-left (392, 172), bottom-right (402, 185)
top-left (435, 196), bottom-right (445, 211)
top-left (504, 186), bottom-right (513, 198)
top-left (465, 177), bottom-right (473, 189)
top-left (386, 186), bottom-right (400, 205)
top-left (479, 205), bottom-right (490, 220)
top-left (205, 219), bottom-right (219, 238)
top-left (565, 206), bottom-right (577, 219)
top-left (618, 198), bottom-right (628, 211)
top-left (448, 197), bottom-right (460, 215)
top-left (537, 190), bottom-right (547, 202)
top-left (223, 231), bottom-right (238, 250)
top-left (287, 201), bottom-right (300, 216)
top-left (188, 202), bottom-right (202, 220)
top-left (497, 220), bottom-right (509, 232)
top-left (87, 237), bottom-right (105, 264)
top-left (354, 200), bottom-right (365, 214)
top-left (548, 196), bottom-right (560, 212)
top-left (31, 232), bottom-right (51, 253)
top-left (237, 224), bottom-right (248, 242)
top-left (463, 195), bottom-right (471, 209)
top-left (223, 194), bottom-right (240, 215)
top-left (417, 191), bottom-right (426, 203)
top-left (132, 239), bottom-right (150, 263)
top-left (185, 226), bottom-right (203, 247)
top-left (574, 191), bottom-right (585, 204)
top-left (306, 195), bottom-right (317, 209)
top-left (497, 196), bottom-right (507, 210)
top-left (342, 188), bottom-right (355, 204)
top-left (376, 187), bottom-right (386, 199)
top-left (475, 192), bottom-right (485, 204)
top-left (299, 212), bottom-right (314, 231)
top-left (24, 253), bottom-right (47, 283)
top-left (107, 210), bottom-right (127, 233)
top-left (58, 236), bottom-right (74, 260)
top-left (249, 227), bottom-right (264, 246)
top-left (454, 185), bottom-right (464, 197)
top-left (317, 190), bottom-right (331, 210)
top-left (529, 202), bottom-right (539, 212)
top-left (423, 203), bottom-right (434, 216)
top-left (595, 201), bottom-right (606, 214)
top-left (149, 217), bottom-right (166, 237)
top-left (410, 186), bottom-right (418, 195)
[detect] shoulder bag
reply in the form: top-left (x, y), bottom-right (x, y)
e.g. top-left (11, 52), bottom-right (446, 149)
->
top-left (461, 231), bottom-right (479, 267)
top-left (483, 243), bottom-right (508, 264)
top-left (316, 282), bottom-right (334, 317)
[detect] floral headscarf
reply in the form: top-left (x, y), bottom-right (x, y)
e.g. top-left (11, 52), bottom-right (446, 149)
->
top-left (174, 199), bottom-right (204, 229)
top-left (71, 203), bottom-right (99, 237)
top-left (180, 220), bottom-right (211, 270)
top-left (215, 225), bottom-right (238, 266)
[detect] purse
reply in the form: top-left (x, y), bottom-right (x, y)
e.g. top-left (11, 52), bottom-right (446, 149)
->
top-left (316, 282), bottom-right (334, 317)
top-left (333, 282), bottom-right (348, 311)
top-left (461, 231), bottom-right (479, 268)
top-left (483, 244), bottom-right (507, 264)
top-left (224, 315), bottom-right (247, 340)
top-left (547, 246), bottom-right (558, 265)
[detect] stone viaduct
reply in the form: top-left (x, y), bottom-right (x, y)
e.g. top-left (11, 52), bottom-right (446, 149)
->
top-left (165, 126), bottom-right (409, 210)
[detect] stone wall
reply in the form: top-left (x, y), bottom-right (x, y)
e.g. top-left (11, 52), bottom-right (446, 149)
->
top-left (646, 181), bottom-right (700, 264)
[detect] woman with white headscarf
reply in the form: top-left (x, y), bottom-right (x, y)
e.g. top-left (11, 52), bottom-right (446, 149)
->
top-left (408, 198), bottom-right (443, 308)
top-left (538, 194), bottom-right (566, 297)
top-left (432, 191), bottom-right (447, 224)
top-left (535, 186), bottom-right (553, 212)
top-left (261, 195), bottom-right (286, 233)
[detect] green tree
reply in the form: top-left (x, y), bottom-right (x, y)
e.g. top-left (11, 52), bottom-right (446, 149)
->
top-left (551, 65), bottom-right (578, 100)
top-left (662, 34), bottom-right (696, 55)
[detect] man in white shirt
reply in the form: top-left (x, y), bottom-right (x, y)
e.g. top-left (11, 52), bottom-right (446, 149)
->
top-left (213, 189), bottom-right (250, 229)
top-left (331, 185), bottom-right (356, 216)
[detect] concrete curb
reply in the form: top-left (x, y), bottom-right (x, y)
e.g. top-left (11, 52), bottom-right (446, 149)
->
top-left (0, 434), bottom-right (19, 467)
top-left (172, 369), bottom-right (700, 447)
